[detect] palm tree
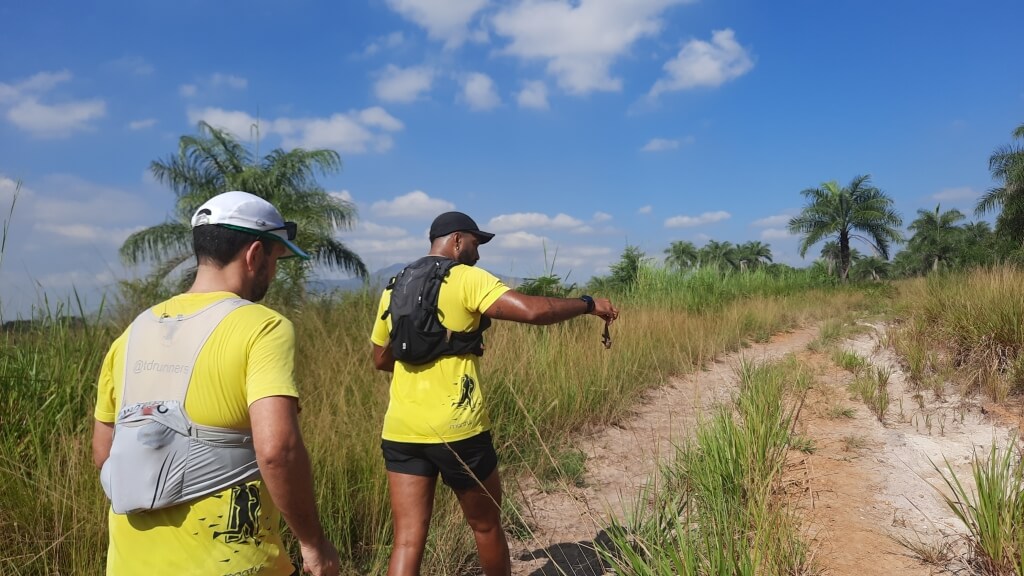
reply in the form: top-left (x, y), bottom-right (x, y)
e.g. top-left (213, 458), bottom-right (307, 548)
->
top-left (907, 204), bottom-right (965, 272)
top-left (956, 221), bottom-right (996, 268)
top-left (850, 256), bottom-right (890, 282)
top-left (698, 240), bottom-right (738, 270)
top-left (663, 240), bottom-right (699, 271)
top-left (976, 123), bottom-right (1024, 246)
top-left (608, 245), bottom-right (648, 289)
top-left (820, 241), bottom-right (862, 277)
top-left (735, 241), bottom-right (773, 271)
top-left (788, 175), bottom-right (903, 282)
top-left (121, 121), bottom-right (367, 294)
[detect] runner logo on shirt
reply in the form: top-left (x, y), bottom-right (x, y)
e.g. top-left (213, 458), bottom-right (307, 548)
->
top-left (453, 374), bottom-right (475, 410)
top-left (214, 483), bottom-right (261, 544)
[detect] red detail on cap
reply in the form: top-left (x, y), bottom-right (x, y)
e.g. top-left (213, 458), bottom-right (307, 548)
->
top-left (142, 406), bottom-right (154, 416)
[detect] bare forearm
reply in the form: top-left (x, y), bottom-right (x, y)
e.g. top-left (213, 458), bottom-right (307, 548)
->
top-left (92, 420), bottom-right (114, 469)
top-left (259, 442), bottom-right (327, 547)
top-left (485, 291), bottom-right (618, 326)
top-left (487, 295), bottom-right (588, 325)
top-left (372, 343), bottom-right (395, 372)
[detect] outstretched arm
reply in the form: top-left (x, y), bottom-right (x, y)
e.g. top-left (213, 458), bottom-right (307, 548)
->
top-left (484, 291), bottom-right (618, 325)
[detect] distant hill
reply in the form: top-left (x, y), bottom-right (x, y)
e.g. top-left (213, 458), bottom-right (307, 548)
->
top-left (308, 262), bottom-right (523, 294)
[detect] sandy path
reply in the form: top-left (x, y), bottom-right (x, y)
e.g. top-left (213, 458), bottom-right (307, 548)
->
top-left (509, 326), bottom-right (819, 575)
top-left (506, 323), bottom-right (1014, 576)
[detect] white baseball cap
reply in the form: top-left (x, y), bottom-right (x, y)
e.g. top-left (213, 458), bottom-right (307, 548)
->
top-left (190, 191), bottom-right (310, 260)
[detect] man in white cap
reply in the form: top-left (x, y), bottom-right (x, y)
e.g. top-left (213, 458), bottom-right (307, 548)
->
top-left (92, 191), bottom-right (339, 575)
top-left (370, 211), bottom-right (619, 576)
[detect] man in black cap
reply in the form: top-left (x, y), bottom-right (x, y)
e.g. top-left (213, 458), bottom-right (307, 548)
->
top-left (369, 211), bottom-right (618, 576)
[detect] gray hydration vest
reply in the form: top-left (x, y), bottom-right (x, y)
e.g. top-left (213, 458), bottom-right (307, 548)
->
top-left (100, 298), bottom-right (261, 514)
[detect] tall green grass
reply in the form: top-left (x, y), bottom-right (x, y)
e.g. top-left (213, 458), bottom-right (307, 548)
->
top-left (0, 270), bottom-right (866, 574)
top-left (893, 268), bottom-right (1024, 401)
top-left (599, 359), bottom-right (814, 575)
top-left (934, 439), bottom-right (1024, 575)
top-left (0, 299), bottom-right (114, 575)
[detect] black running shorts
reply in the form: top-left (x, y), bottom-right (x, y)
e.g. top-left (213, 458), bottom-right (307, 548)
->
top-left (381, 431), bottom-right (498, 490)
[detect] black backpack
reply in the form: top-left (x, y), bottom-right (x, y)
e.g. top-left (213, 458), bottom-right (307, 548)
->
top-left (382, 256), bottom-right (491, 365)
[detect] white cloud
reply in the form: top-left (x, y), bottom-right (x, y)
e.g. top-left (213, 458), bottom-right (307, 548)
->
top-left (329, 190), bottom-right (354, 203)
top-left (128, 118), bottom-right (157, 131)
top-left (638, 205), bottom-right (653, 214)
top-left (492, 0), bottom-right (687, 95)
top-left (592, 211), bottom-right (612, 223)
top-left (0, 173), bottom-right (167, 319)
top-left (179, 84), bottom-right (198, 97)
top-left (362, 31), bottom-right (406, 57)
top-left (931, 187), bottom-right (979, 202)
top-left (650, 29), bottom-right (754, 98)
top-left (188, 108), bottom-right (259, 137)
top-left (108, 56), bottom-right (155, 76)
top-left (34, 222), bottom-right (141, 245)
top-left (496, 230), bottom-right (548, 250)
top-left (359, 106), bottom-right (405, 131)
top-left (359, 220), bottom-right (411, 237)
top-left (385, 0), bottom-right (488, 49)
top-left (345, 236), bottom-right (424, 262)
top-left (664, 210), bottom-right (731, 228)
top-left (641, 135), bottom-right (694, 151)
top-left (7, 98), bottom-right (106, 138)
top-left (371, 190), bottom-right (455, 218)
top-left (0, 70), bottom-right (72, 103)
top-left (461, 72), bottom-right (501, 110)
top-left (487, 212), bottom-right (585, 232)
top-left (752, 214), bottom-right (792, 227)
top-left (761, 228), bottom-right (794, 240)
top-left (283, 115), bottom-right (382, 152)
top-left (374, 65), bottom-right (436, 103)
top-left (0, 70), bottom-right (106, 138)
top-left (641, 138), bottom-right (678, 152)
top-left (516, 80), bottom-right (549, 110)
top-left (188, 106), bottom-right (404, 154)
top-left (210, 73), bottom-right (248, 90)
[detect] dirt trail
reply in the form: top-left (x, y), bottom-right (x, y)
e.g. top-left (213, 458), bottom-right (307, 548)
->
top-left (508, 323), bottom-right (1014, 576)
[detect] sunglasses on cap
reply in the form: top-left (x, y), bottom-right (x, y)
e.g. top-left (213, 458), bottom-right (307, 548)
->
top-left (220, 222), bottom-right (298, 242)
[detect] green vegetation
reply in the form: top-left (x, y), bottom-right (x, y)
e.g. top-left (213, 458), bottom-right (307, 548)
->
top-left (0, 266), bottom-right (863, 574)
top-left (976, 122), bottom-right (1024, 250)
top-left (120, 121), bottom-right (367, 299)
top-left (846, 366), bottom-right (891, 423)
top-left (892, 268), bottom-right (1024, 402)
top-left (934, 440), bottom-right (1024, 574)
top-left (832, 349), bottom-right (867, 373)
top-left (6, 119), bottom-right (1024, 574)
top-left (788, 174), bottom-right (903, 282)
top-left (663, 239), bottom-right (773, 272)
top-left (598, 359), bottom-right (814, 575)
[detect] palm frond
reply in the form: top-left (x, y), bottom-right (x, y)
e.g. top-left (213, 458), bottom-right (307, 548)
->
top-left (120, 222), bottom-right (192, 265)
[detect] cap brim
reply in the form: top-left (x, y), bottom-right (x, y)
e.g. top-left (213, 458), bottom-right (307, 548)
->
top-left (471, 231), bottom-right (495, 244)
top-left (279, 238), bottom-right (311, 260)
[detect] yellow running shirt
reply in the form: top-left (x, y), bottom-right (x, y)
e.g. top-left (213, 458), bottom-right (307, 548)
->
top-left (371, 263), bottom-right (509, 443)
top-left (94, 291), bottom-right (299, 576)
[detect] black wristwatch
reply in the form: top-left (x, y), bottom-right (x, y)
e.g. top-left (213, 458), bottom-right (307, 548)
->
top-left (580, 295), bottom-right (595, 314)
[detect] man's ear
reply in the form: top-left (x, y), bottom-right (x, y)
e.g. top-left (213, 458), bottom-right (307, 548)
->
top-left (242, 240), bottom-right (264, 272)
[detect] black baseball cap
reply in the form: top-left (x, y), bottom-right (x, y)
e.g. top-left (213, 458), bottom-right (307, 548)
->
top-left (429, 211), bottom-right (495, 244)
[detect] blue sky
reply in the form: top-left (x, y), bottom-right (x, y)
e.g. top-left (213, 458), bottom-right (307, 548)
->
top-left (1, 0), bottom-right (1021, 318)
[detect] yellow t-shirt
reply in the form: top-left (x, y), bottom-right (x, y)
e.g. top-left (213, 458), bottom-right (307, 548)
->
top-left (94, 291), bottom-right (299, 576)
top-left (371, 263), bottom-right (509, 443)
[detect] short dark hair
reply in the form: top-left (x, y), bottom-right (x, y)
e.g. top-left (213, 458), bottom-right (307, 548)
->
top-left (193, 224), bottom-right (272, 268)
